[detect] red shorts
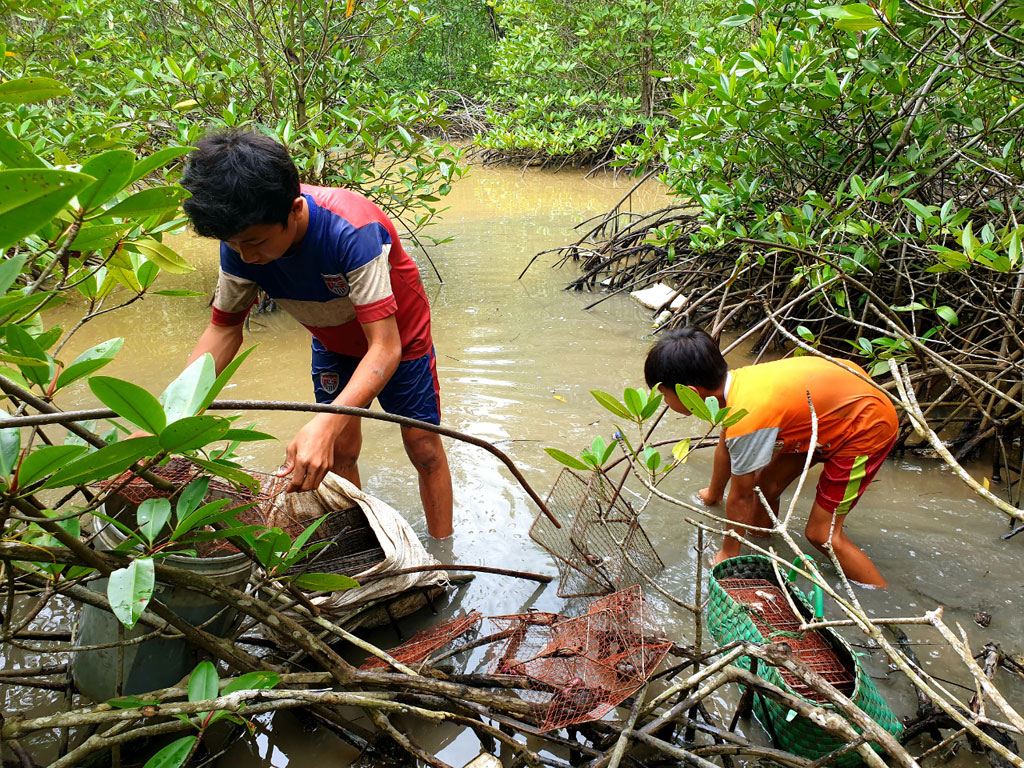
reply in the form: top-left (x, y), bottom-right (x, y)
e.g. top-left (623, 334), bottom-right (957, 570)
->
top-left (814, 435), bottom-right (896, 515)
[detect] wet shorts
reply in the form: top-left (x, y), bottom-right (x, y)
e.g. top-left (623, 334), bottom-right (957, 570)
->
top-left (814, 435), bottom-right (896, 515)
top-left (311, 341), bottom-right (441, 425)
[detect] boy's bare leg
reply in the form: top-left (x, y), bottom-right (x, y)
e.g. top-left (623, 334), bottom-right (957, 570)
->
top-left (330, 418), bottom-right (363, 488)
top-left (401, 426), bottom-right (453, 539)
top-left (750, 454), bottom-right (813, 535)
top-left (804, 502), bottom-right (887, 587)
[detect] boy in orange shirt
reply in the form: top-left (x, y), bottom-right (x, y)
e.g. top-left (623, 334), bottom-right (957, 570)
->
top-left (645, 327), bottom-right (897, 587)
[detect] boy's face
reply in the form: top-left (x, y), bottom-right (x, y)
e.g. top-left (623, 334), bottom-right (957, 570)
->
top-left (225, 197), bottom-right (305, 265)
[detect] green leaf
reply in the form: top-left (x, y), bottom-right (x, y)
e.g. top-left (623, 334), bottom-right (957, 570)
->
top-left (672, 438), bottom-right (691, 463)
top-left (673, 385), bottom-right (712, 421)
top-left (222, 428), bottom-right (276, 443)
top-left (152, 289), bottom-right (205, 297)
top-left (106, 696), bottom-right (161, 709)
top-left (640, 392), bottom-right (663, 420)
top-left (130, 146), bottom-right (195, 185)
top-left (171, 498), bottom-right (235, 541)
top-left (188, 456), bottom-right (258, 493)
top-left (107, 558), bottom-right (155, 629)
top-left (55, 338), bottom-right (123, 391)
top-left (623, 388), bottom-right (645, 419)
top-left (0, 77), bottom-right (71, 104)
top-left (176, 477), bottom-right (211, 521)
top-left (222, 670), bottom-right (281, 694)
top-left (935, 305), bottom-right (959, 326)
top-left (0, 254), bottom-right (27, 294)
top-left (291, 572), bottom-right (360, 591)
top-left (161, 354), bottom-right (216, 423)
top-left (89, 376), bottom-right (167, 434)
top-left (0, 169), bottom-right (93, 252)
top-left (643, 446), bottom-right (661, 472)
top-left (159, 415), bottom-right (231, 453)
top-left (0, 129), bottom-right (45, 168)
top-left (197, 345), bottom-right (257, 412)
top-left (902, 198), bottom-right (934, 220)
top-left (589, 390), bottom-right (632, 420)
top-left (78, 150), bottom-right (135, 213)
top-left (141, 735), bottom-right (196, 768)
top-left (126, 238), bottom-right (194, 274)
top-left (138, 498), bottom-right (172, 545)
top-left (543, 447), bottom-right (591, 472)
top-left (188, 660), bottom-right (219, 703)
top-left (4, 325), bottom-right (52, 386)
top-left (705, 396), bottom-right (721, 422)
top-left (721, 408), bottom-right (749, 428)
top-left (0, 422), bottom-right (21, 477)
top-left (289, 514), bottom-right (328, 558)
top-left (70, 223), bottom-right (125, 252)
top-left (832, 3), bottom-right (882, 30)
top-left (17, 445), bottom-right (87, 486)
top-left (103, 186), bottom-right (184, 220)
top-left (43, 436), bottom-right (161, 488)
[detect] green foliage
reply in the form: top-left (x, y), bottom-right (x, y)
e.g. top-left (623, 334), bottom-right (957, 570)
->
top-left (375, 0), bottom-right (497, 94)
top-left (1, 0), bottom-right (466, 241)
top-left (601, 0), bottom-right (1021, 371)
top-left (478, 0), bottom-right (690, 160)
top-left (545, 386), bottom-right (745, 486)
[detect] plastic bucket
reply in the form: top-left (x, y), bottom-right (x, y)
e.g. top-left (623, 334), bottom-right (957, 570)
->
top-left (71, 496), bottom-right (252, 702)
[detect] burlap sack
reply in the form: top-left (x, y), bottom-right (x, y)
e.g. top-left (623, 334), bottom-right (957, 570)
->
top-left (269, 472), bottom-right (448, 613)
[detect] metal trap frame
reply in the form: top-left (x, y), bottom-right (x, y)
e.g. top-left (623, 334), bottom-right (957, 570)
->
top-left (530, 469), bottom-right (663, 597)
top-left (488, 587), bottom-right (671, 732)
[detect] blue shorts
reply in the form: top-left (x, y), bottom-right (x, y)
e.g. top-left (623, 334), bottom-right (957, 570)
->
top-left (311, 340), bottom-right (441, 425)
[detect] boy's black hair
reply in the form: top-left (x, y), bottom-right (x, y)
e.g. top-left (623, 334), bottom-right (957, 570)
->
top-left (181, 130), bottom-right (300, 240)
top-left (644, 327), bottom-right (729, 392)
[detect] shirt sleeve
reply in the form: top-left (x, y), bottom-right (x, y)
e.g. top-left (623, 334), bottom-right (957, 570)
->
top-left (211, 244), bottom-right (258, 326)
top-left (343, 223), bottom-right (397, 324)
top-left (726, 427), bottom-right (780, 476)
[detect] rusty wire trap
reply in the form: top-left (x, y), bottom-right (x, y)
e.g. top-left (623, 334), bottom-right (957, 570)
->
top-left (530, 469), bottom-right (663, 598)
top-left (100, 456), bottom-right (291, 512)
top-left (360, 611), bottom-right (483, 670)
top-left (488, 587), bottom-right (671, 732)
top-left (97, 458), bottom-right (386, 574)
top-left (716, 578), bottom-right (855, 701)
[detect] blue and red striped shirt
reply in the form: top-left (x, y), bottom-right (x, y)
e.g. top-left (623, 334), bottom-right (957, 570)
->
top-left (210, 184), bottom-right (433, 361)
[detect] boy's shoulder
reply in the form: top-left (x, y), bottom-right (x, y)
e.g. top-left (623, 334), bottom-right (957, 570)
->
top-left (301, 184), bottom-right (386, 230)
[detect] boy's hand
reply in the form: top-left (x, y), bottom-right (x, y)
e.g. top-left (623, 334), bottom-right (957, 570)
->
top-left (277, 414), bottom-right (346, 493)
top-left (698, 487), bottom-right (722, 506)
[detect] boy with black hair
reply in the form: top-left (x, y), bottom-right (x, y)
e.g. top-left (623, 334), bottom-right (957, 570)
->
top-left (180, 130), bottom-right (453, 538)
top-left (645, 327), bottom-right (896, 587)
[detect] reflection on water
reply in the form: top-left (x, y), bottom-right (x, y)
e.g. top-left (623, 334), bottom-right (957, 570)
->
top-left (19, 164), bottom-right (1024, 767)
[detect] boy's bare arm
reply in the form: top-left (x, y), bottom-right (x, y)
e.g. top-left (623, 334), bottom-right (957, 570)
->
top-left (188, 321), bottom-right (244, 374)
top-left (699, 432), bottom-right (731, 505)
top-left (281, 314), bottom-right (402, 492)
top-left (717, 471), bottom-right (758, 559)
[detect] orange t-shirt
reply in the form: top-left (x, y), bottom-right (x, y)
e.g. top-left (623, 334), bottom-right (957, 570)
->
top-left (723, 357), bottom-right (897, 475)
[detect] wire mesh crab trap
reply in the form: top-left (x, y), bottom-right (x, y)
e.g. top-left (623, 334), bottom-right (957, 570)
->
top-left (360, 611), bottom-right (482, 670)
top-left (488, 587), bottom-right (671, 732)
top-left (99, 458), bottom-right (386, 576)
top-left (530, 469), bottom-right (663, 597)
top-left (707, 556), bottom-right (903, 766)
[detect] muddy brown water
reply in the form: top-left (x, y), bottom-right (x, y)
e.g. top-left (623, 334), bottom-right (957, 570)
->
top-left (4, 165), bottom-right (1022, 766)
